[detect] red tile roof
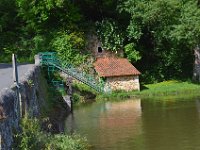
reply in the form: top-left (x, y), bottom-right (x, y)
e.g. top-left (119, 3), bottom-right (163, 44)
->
top-left (94, 57), bottom-right (141, 77)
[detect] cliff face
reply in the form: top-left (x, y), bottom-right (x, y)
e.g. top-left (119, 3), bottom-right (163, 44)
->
top-left (0, 65), bottom-right (48, 150)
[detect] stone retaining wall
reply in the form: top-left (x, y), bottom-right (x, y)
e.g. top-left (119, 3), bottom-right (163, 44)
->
top-left (0, 89), bottom-right (19, 150)
top-left (0, 64), bottom-right (47, 149)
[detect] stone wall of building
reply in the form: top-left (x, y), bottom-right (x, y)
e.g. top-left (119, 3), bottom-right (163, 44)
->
top-left (0, 64), bottom-right (48, 149)
top-left (106, 76), bottom-right (140, 91)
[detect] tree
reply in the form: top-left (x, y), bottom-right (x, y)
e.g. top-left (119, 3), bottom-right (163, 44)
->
top-left (16, 0), bottom-right (82, 33)
top-left (13, 0), bottom-right (83, 61)
top-left (119, 0), bottom-right (200, 82)
top-left (0, 0), bottom-right (20, 59)
top-left (75, 0), bottom-right (119, 21)
top-left (51, 31), bottom-right (87, 66)
top-left (96, 19), bottom-right (124, 51)
top-left (124, 43), bottom-right (141, 62)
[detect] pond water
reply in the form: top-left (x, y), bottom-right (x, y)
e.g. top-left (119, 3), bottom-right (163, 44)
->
top-left (65, 98), bottom-right (200, 150)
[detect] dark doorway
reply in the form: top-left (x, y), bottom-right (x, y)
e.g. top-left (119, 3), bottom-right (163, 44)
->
top-left (98, 47), bottom-right (103, 53)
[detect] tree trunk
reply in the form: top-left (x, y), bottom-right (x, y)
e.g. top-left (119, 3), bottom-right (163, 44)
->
top-left (193, 46), bottom-right (200, 82)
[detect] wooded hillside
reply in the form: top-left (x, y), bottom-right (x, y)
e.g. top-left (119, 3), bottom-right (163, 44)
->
top-left (1, 0), bottom-right (200, 83)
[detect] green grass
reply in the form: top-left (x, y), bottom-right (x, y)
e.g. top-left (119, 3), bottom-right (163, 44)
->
top-left (72, 82), bottom-right (98, 95)
top-left (96, 90), bottom-right (136, 101)
top-left (96, 80), bottom-right (200, 101)
top-left (72, 82), bottom-right (97, 105)
top-left (140, 80), bottom-right (200, 96)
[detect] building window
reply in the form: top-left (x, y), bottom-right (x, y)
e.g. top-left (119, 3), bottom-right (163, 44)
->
top-left (98, 47), bottom-right (103, 53)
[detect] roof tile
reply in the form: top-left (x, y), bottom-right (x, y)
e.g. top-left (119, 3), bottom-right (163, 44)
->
top-left (94, 57), bottom-right (141, 77)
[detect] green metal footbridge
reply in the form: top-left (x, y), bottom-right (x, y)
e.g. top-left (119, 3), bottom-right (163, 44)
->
top-left (39, 52), bottom-right (110, 93)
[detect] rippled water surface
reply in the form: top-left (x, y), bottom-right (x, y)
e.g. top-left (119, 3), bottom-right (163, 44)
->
top-left (65, 98), bottom-right (200, 150)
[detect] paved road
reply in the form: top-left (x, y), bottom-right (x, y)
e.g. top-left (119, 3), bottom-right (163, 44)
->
top-left (0, 63), bottom-right (34, 90)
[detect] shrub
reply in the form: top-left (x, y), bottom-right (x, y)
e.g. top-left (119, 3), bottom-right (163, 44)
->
top-left (13, 117), bottom-right (90, 150)
top-left (47, 134), bottom-right (90, 150)
top-left (72, 93), bottom-right (82, 103)
top-left (13, 117), bottom-right (45, 150)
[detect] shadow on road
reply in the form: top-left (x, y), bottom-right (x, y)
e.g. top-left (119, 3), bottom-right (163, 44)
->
top-left (0, 63), bottom-right (32, 69)
top-left (0, 64), bottom-right (12, 69)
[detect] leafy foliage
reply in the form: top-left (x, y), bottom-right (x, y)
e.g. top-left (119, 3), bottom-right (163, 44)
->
top-left (14, 117), bottom-right (45, 149)
top-left (124, 43), bottom-right (141, 62)
top-left (119, 0), bottom-right (200, 82)
top-left (0, 0), bottom-right (83, 62)
top-left (96, 19), bottom-right (124, 51)
top-left (14, 117), bottom-right (90, 150)
top-left (72, 82), bottom-right (97, 105)
top-left (76, 0), bottom-right (120, 21)
top-left (52, 31), bottom-right (87, 66)
top-left (16, 0), bottom-right (82, 33)
top-left (47, 134), bottom-right (89, 150)
top-left (1, 0), bottom-right (200, 82)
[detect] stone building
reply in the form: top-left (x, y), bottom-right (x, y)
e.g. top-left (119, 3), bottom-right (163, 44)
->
top-left (86, 34), bottom-right (124, 58)
top-left (86, 33), bottom-right (141, 91)
top-left (94, 57), bottom-right (141, 91)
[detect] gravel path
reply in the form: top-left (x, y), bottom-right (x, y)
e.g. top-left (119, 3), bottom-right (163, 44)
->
top-left (0, 63), bottom-right (34, 90)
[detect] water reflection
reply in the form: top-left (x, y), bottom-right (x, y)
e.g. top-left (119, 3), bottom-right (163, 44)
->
top-left (66, 113), bottom-right (76, 135)
top-left (65, 98), bottom-right (200, 150)
top-left (195, 99), bottom-right (200, 119)
top-left (97, 100), bottom-right (142, 149)
top-left (65, 99), bottom-right (142, 150)
top-left (141, 99), bottom-right (200, 150)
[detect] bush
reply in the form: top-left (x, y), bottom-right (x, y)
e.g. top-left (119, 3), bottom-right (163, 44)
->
top-left (47, 134), bottom-right (90, 150)
top-left (72, 82), bottom-right (97, 95)
top-left (13, 117), bottom-right (90, 150)
top-left (72, 93), bottom-right (83, 103)
top-left (13, 117), bottom-right (45, 150)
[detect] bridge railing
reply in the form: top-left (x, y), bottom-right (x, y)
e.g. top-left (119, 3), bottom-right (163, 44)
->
top-left (39, 52), bottom-right (111, 93)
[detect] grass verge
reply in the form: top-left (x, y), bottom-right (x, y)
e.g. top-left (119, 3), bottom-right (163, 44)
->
top-left (72, 82), bottom-right (97, 105)
top-left (96, 80), bottom-right (200, 101)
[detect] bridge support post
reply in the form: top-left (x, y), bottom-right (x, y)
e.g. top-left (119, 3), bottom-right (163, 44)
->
top-left (34, 54), bottom-right (41, 66)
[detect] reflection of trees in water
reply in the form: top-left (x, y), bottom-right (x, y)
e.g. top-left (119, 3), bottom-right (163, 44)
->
top-left (42, 112), bottom-right (65, 134)
top-left (65, 99), bottom-right (144, 149)
top-left (53, 111), bottom-right (68, 134)
top-left (195, 99), bottom-right (200, 119)
top-left (43, 108), bottom-right (68, 134)
top-left (66, 113), bottom-right (76, 135)
top-left (141, 99), bottom-right (200, 150)
top-left (97, 99), bottom-right (142, 148)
